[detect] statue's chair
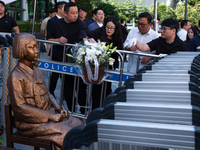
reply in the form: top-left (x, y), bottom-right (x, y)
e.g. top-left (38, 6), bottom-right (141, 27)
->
top-left (4, 104), bottom-right (53, 150)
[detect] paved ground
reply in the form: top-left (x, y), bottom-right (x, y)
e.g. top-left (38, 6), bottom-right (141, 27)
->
top-left (1, 49), bottom-right (129, 150)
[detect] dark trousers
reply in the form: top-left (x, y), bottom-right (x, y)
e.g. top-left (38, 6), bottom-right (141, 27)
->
top-left (92, 82), bottom-right (111, 110)
top-left (49, 57), bottom-right (60, 96)
top-left (64, 75), bottom-right (87, 114)
top-left (49, 57), bottom-right (87, 114)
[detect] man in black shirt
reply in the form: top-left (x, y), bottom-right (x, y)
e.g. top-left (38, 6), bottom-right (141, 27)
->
top-left (78, 6), bottom-right (92, 26)
top-left (130, 18), bottom-right (187, 54)
top-left (0, 1), bottom-right (19, 33)
top-left (47, 2), bottom-right (87, 114)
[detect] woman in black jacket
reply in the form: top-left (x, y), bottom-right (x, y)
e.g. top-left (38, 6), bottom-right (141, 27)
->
top-left (86, 15), bottom-right (123, 110)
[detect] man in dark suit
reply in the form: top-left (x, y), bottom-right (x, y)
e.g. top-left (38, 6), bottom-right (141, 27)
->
top-left (88, 7), bottom-right (104, 31)
top-left (46, 1), bottom-right (66, 98)
top-left (121, 19), bottom-right (128, 61)
top-left (47, 1), bottom-right (66, 33)
top-left (120, 19), bottom-right (128, 42)
top-left (78, 6), bottom-right (92, 26)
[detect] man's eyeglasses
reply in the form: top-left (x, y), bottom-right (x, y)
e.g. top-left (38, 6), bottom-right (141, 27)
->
top-left (137, 23), bottom-right (149, 28)
top-left (161, 27), bottom-right (171, 32)
top-left (106, 26), bottom-right (115, 31)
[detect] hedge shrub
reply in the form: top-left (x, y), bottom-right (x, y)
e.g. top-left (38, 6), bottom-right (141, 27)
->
top-left (16, 21), bottom-right (41, 33)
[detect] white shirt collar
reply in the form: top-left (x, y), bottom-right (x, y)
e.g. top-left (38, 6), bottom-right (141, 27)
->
top-left (56, 14), bottom-right (62, 19)
top-left (136, 27), bottom-right (151, 35)
top-left (97, 22), bottom-right (103, 27)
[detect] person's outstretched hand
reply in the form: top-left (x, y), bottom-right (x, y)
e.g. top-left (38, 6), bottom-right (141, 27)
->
top-left (130, 45), bottom-right (137, 52)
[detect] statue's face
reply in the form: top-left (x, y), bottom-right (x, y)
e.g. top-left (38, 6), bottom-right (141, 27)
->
top-left (24, 39), bottom-right (39, 62)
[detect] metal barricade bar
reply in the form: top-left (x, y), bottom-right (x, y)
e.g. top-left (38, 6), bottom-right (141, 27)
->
top-left (35, 39), bottom-right (165, 119)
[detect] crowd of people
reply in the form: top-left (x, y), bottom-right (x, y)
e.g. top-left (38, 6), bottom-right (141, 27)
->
top-left (38, 1), bottom-right (200, 114)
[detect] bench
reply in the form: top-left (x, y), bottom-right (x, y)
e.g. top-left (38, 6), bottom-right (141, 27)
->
top-left (4, 104), bottom-right (52, 150)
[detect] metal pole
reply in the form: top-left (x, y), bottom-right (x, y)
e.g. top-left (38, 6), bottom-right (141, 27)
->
top-left (185, 0), bottom-right (188, 20)
top-left (1, 47), bottom-right (9, 127)
top-left (32, 0), bottom-right (36, 34)
top-left (154, 0), bottom-right (158, 32)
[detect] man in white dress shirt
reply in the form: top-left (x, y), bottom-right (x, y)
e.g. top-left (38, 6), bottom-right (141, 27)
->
top-left (177, 20), bottom-right (191, 41)
top-left (124, 12), bottom-right (159, 73)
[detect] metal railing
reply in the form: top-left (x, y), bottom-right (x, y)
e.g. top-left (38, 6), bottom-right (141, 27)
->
top-left (36, 39), bottom-right (163, 119)
top-left (0, 39), bottom-right (164, 125)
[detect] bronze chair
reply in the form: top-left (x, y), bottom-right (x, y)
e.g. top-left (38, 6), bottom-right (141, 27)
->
top-left (4, 104), bottom-right (52, 150)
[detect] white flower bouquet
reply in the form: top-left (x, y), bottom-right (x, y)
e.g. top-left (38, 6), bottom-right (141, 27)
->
top-left (67, 41), bottom-right (117, 84)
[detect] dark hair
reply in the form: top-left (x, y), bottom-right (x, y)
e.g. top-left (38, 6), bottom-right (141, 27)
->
top-left (198, 20), bottom-right (200, 26)
top-left (181, 20), bottom-right (190, 28)
top-left (178, 20), bottom-right (182, 22)
top-left (94, 7), bottom-right (104, 15)
top-left (49, 8), bottom-right (56, 13)
top-left (121, 19), bottom-right (125, 24)
top-left (0, 1), bottom-right (5, 7)
top-left (92, 9), bottom-right (96, 16)
top-left (157, 17), bottom-right (160, 21)
top-left (161, 18), bottom-right (179, 33)
top-left (138, 12), bottom-right (152, 24)
top-left (64, 2), bottom-right (77, 13)
top-left (151, 22), bottom-right (155, 28)
top-left (186, 27), bottom-right (198, 45)
top-left (55, 1), bottom-right (66, 12)
top-left (102, 15), bottom-right (123, 50)
top-left (79, 6), bottom-right (87, 12)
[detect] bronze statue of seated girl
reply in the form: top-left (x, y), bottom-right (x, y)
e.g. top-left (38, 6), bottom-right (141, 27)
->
top-left (8, 33), bottom-right (84, 150)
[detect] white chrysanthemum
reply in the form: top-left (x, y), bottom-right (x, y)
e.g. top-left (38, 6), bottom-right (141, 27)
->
top-left (101, 58), bottom-right (106, 62)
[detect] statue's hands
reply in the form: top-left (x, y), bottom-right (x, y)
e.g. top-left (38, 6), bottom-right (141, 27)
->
top-left (49, 114), bottom-right (65, 122)
top-left (61, 110), bottom-right (68, 118)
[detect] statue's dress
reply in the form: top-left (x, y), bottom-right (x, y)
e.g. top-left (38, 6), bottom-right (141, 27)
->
top-left (8, 62), bottom-right (83, 148)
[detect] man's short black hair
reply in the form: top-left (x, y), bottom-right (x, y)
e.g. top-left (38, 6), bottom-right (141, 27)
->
top-left (64, 2), bottom-right (77, 13)
top-left (49, 8), bottom-right (56, 14)
top-left (181, 20), bottom-right (190, 28)
top-left (121, 19), bottom-right (125, 24)
top-left (161, 18), bottom-right (179, 33)
top-left (94, 7), bottom-right (104, 15)
top-left (92, 9), bottom-right (96, 16)
top-left (198, 20), bottom-right (200, 26)
top-left (138, 12), bottom-right (152, 24)
top-left (0, 1), bottom-right (5, 7)
top-left (55, 1), bottom-right (67, 12)
top-left (79, 6), bottom-right (87, 12)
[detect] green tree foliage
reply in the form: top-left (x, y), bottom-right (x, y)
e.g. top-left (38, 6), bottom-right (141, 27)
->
top-left (188, 0), bottom-right (199, 6)
top-left (175, 3), bottom-right (200, 25)
top-left (106, 0), bottom-right (137, 22)
top-left (75, 0), bottom-right (94, 18)
top-left (149, 2), bottom-right (177, 23)
top-left (97, 2), bottom-right (119, 19)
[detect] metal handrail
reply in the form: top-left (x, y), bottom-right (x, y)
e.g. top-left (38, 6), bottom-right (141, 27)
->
top-left (36, 39), bottom-right (163, 86)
